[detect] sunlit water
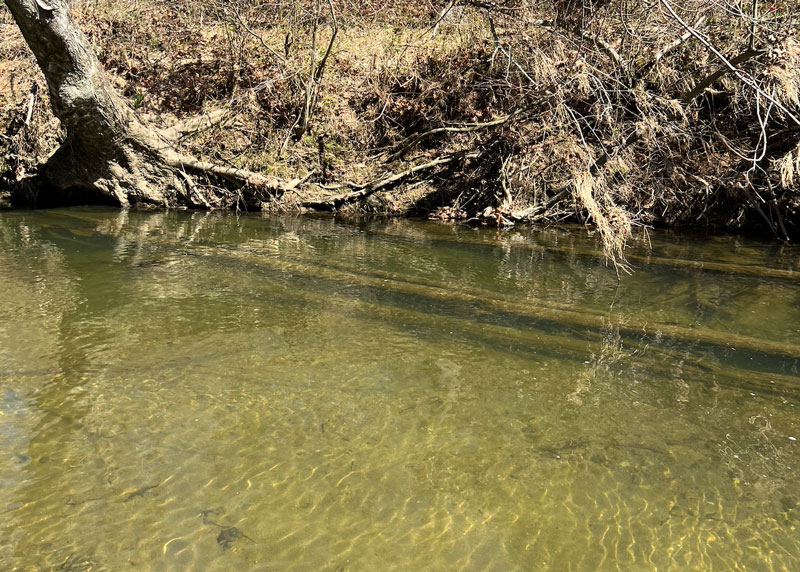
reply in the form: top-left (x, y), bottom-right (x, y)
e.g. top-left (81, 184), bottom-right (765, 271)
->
top-left (1, 207), bottom-right (799, 571)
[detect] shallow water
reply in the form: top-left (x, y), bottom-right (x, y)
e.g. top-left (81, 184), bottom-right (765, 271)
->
top-left (1, 207), bottom-right (798, 571)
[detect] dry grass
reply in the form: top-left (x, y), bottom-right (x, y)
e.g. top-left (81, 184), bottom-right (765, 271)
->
top-left (779, 144), bottom-right (800, 189)
top-left (765, 38), bottom-right (800, 109)
top-left (573, 172), bottom-right (633, 270)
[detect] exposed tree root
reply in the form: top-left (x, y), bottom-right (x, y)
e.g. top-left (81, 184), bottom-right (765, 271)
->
top-left (160, 108), bottom-right (233, 141)
top-left (168, 154), bottom-right (300, 194)
top-left (5, 0), bottom-right (305, 211)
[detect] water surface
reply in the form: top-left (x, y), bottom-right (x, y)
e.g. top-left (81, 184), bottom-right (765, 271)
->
top-left (1, 208), bottom-right (799, 571)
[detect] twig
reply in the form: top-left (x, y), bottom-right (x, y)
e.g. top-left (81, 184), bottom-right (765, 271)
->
top-left (654, 15), bottom-right (706, 65)
top-left (590, 128), bottom-right (641, 174)
top-left (740, 184), bottom-right (778, 238)
top-left (314, 0), bottom-right (338, 85)
top-left (177, 169), bottom-right (211, 209)
top-left (424, 0), bottom-right (457, 39)
top-left (24, 84), bottom-right (37, 125)
top-left (298, 0), bottom-right (319, 139)
top-left (291, 0), bottom-right (338, 143)
top-left (771, 185), bottom-right (790, 242)
top-left (498, 154), bottom-right (513, 209)
top-left (593, 43), bottom-right (768, 176)
top-left (578, 29), bottom-right (621, 68)
top-left (749, 0), bottom-right (758, 51)
top-left (229, 9), bottom-right (287, 64)
top-left (487, 11), bottom-right (536, 87)
top-left (525, 18), bottom-right (623, 72)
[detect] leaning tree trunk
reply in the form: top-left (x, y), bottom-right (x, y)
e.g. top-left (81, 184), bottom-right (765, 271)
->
top-left (5, 0), bottom-right (293, 207)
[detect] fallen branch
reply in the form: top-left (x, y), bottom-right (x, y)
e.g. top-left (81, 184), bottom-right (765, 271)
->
top-left (638, 15), bottom-right (707, 75)
top-left (682, 48), bottom-right (763, 104)
top-left (302, 151), bottom-right (479, 210)
top-left (386, 112), bottom-right (519, 162)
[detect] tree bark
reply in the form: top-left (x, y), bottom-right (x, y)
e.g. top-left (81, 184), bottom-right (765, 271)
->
top-left (5, 0), bottom-right (292, 208)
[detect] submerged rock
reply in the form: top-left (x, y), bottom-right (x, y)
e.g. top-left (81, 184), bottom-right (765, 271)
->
top-left (216, 527), bottom-right (244, 551)
top-left (202, 509), bottom-right (251, 551)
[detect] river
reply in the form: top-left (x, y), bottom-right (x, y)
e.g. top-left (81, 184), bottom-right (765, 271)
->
top-left (1, 207), bottom-right (798, 571)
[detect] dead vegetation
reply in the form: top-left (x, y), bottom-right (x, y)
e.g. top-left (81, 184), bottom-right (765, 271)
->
top-left (1, 0), bottom-right (799, 261)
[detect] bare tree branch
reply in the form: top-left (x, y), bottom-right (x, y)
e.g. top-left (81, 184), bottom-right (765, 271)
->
top-left (660, 0), bottom-right (800, 126)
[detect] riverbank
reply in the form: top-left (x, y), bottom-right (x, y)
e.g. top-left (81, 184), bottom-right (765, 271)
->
top-left (1, 1), bottom-right (799, 258)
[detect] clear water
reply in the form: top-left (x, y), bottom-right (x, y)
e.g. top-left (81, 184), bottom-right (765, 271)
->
top-left (1, 207), bottom-right (799, 571)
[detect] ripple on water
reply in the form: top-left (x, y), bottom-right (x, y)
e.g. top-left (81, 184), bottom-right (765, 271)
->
top-left (0, 209), bottom-right (798, 571)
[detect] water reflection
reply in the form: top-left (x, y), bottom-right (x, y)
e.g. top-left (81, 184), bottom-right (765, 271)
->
top-left (0, 207), bottom-right (798, 571)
